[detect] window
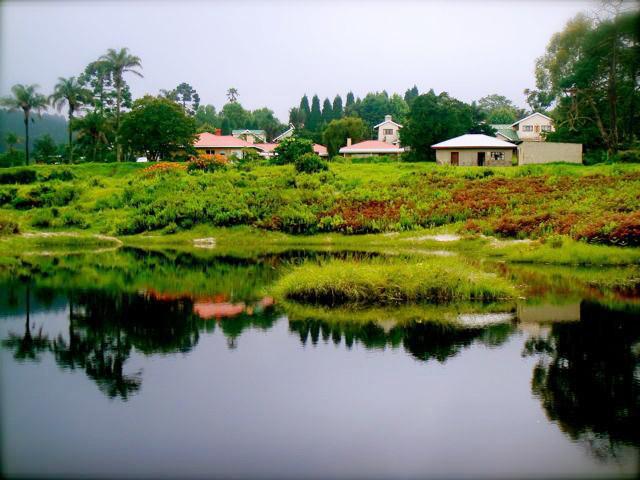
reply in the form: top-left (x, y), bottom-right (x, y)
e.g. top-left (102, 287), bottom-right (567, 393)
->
top-left (541, 125), bottom-right (552, 132)
top-left (205, 149), bottom-right (215, 155)
top-left (490, 151), bottom-right (505, 161)
top-left (522, 125), bottom-right (533, 132)
top-left (383, 128), bottom-right (394, 135)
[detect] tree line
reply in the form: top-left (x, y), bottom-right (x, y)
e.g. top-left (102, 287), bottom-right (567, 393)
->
top-left (2, 3), bottom-right (636, 165)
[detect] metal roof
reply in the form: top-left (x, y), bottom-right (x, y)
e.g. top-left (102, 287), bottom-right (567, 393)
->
top-left (431, 134), bottom-right (517, 149)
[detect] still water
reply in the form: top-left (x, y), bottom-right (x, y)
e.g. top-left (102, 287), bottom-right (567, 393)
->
top-left (1, 248), bottom-right (639, 478)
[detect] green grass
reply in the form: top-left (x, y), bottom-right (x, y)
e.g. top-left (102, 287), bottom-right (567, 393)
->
top-left (1, 161), bottom-right (639, 246)
top-left (272, 257), bottom-right (519, 305)
top-left (489, 236), bottom-right (640, 265)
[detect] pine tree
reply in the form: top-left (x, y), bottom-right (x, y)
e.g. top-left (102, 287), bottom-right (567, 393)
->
top-left (299, 95), bottom-right (311, 122)
top-left (345, 91), bottom-right (355, 109)
top-left (332, 95), bottom-right (343, 119)
top-left (221, 117), bottom-right (231, 135)
top-left (321, 98), bottom-right (333, 124)
top-left (404, 85), bottom-right (419, 106)
top-left (307, 95), bottom-right (322, 131)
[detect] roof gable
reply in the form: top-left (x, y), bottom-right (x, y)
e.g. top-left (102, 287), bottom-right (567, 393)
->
top-left (511, 112), bottom-right (553, 127)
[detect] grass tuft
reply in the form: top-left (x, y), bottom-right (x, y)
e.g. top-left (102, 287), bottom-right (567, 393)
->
top-left (273, 257), bottom-right (518, 305)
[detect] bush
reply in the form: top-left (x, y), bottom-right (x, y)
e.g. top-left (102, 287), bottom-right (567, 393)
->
top-left (61, 211), bottom-right (89, 229)
top-left (272, 137), bottom-right (314, 165)
top-left (0, 187), bottom-right (16, 206)
top-left (0, 150), bottom-right (26, 168)
top-left (613, 150), bottom-right (640, 163)
top-left (31, 209), bottom-right (55, 228)
top-left (0, 168), bottom-right (37, 185)
top-left (0, 215), bottom-right (19, 235)
top-left (187, 154), bottom-right (228, 173)
top-left (44, 169), bottom-right (75, 181)
top-left (294, 153), bottom-right (328, 174)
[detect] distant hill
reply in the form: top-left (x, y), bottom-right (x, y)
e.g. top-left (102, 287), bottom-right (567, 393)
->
top-left (0, 109), bottom-right (67, 153)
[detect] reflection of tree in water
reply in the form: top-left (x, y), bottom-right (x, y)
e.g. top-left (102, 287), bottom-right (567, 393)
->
top-left (289, 318), bottom-right (514, 363)
top-left (523, 301), bottom-right (640, 460)
top-left (2, 284), bottom-right (50, 362)
top-left (2, 282), bottom-right (282, 400)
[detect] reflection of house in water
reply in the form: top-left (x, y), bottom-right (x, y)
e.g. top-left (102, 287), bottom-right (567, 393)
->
top-left (516, 302), bottom-right (581, 336)
top-left (144, 289), bottom-right (275, 321)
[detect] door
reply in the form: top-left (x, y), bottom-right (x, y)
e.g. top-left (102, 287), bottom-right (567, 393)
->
top-left (451, 152), bottom-right (459, 166)
top-left (477, 152), bottom-right (485, 166)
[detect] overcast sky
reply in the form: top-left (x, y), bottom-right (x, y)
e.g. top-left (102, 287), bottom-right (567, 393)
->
top-left (1, 0), bottom-right (598, 121)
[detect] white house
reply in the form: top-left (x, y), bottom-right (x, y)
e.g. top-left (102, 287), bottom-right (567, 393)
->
top-left (492, 112), bottom-right (555, 143)
top-left (231, 129), bottom-right (266, 144)
top-left (273, 125), bottom-right (295, 143)
top-left (432, 134), bottom-right (516, 166)
top-left (373, 115), bottom-right (402, 145)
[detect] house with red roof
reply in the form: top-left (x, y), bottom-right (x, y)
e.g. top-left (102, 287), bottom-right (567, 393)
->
top-left (339, 139), bottom-right (405, 158)
top-left (194, 132), bottom-right (262, 158)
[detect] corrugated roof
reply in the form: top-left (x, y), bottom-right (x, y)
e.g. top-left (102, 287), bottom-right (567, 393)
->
top-left (232, 129), bottom-right (266, 136)
top-left (431, 134), bottom-right (516, 149)
top-left (496, 129), bottom-right (520, 142)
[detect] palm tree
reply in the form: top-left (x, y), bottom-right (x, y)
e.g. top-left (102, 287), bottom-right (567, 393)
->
top-left (0, 84), bottom-right (47, 165)
top-left (72, 112), bottom-right (111, 163)
top-left (226, 87), bottom-right (239, 103)
top-left (99, 48), bottom-right (143, 161)
top-left (49, 77), bottom-right (91, 163)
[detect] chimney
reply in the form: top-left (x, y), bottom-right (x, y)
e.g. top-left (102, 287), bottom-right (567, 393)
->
top-left (385, 115), bottom-right (392, 122)
top-left (214, 128), bottom-right (222, 136)
top-left (346, 138), bottom-right (352, 147)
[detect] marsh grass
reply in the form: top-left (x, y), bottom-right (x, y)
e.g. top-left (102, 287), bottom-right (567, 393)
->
top-left (490, 237), bottom-right (640, 265)
top-left (273, 256), bottom-right (518, 305)
top-left (282, 300), bottom-right (517, 328)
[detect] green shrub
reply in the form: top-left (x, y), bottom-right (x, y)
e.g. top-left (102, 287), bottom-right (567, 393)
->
top-left (613, 150), bottom-right (640, 163)
top-left (0, 150), bottom-right (26, 168)
top-left (0, 215), bottom-right (19, 235)
top-left (294, 153), bottom-right (328, 174)
top-left (0, 168), bottom-right (37, 184)
top-left (44, 169), bottom-right (75, 181)
top-left (0, 187), bottom-right (16, 206)
top-left (61, 211), bottom-right (89, 229)
top-left (272, 137), bottom-right (314, 165)
top-left (31, 209), bottom-right (55, 228)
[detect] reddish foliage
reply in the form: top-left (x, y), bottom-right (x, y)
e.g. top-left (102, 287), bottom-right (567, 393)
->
top-left (577, 211), bottom-right (640, 246)
top-left (320, 199), bottom-right (407, 233)
top-left (493, 212), bottom-right (552, 237)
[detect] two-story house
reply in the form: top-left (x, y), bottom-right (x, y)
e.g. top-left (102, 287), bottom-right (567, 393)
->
top-left (373, 115), bottom-right (402, 145)
top-left (492, 112), bottom-right (554, 143)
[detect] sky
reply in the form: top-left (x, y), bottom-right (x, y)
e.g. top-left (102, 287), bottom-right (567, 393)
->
top-left (1, 0), bottom-right (599, 122)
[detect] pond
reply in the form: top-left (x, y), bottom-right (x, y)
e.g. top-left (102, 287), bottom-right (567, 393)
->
top-left (1, 247), bottom-right (639, 479)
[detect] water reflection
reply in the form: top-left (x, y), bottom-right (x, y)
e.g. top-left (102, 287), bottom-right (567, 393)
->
top-left (1, 248), bottom-right (639, 473)
top-left (523, 301), bottom-right (640, 460)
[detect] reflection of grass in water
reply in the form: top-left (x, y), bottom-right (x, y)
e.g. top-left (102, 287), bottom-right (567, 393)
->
top-left (273, 257), bottom-right (518, 306)
top-left (0, 248), bottom-right (280, 301)
top-left (490, 262), bottom-right (640, 305)
top-left (283, 300), bottom-right (516, 329)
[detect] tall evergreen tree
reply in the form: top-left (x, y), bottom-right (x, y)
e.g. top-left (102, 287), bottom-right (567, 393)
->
top-left (332, 95), bottom-right (344, 119)
top-left (299, 95), bottom-right (311, 121)
top-left (404, 85), bottom-right (419, 105)
top-left (345, 91), bottom-right (355, 109)
top-left (307, 95), bottom-right (322, 131)
top-left (321, 98), bottom-right (333, 124)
